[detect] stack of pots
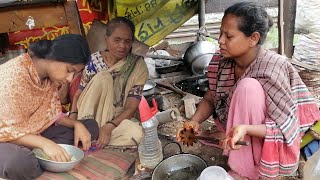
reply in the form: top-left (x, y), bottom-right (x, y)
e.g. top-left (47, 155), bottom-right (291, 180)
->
top-left (183, 41), bottom-right (216, 75)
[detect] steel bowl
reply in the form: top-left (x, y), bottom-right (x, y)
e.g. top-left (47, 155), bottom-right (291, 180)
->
top-left (33, 144), bottom-right (84, 172)
top-left (143, 80), bottom-right (156, 91)
top-left (143, 80), bottom-right (156, 96)
top-left (183, 41), bottom-right (215, 66)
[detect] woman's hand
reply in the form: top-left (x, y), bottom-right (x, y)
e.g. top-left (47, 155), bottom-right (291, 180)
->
top-left (74, 122), bottom-right (91, 150)
top-left (221, 125), bottom-right (247, 150)
top-left (176, 120), bottom-right (201, 142)
top-left (11, 134), bottom-right (70, 162)
top-left (96, 124), bottom-right (114, 148)
top-left (41, 140), bottom-right (71, 162)
top-left (69, 113), bottom-right (78, 120)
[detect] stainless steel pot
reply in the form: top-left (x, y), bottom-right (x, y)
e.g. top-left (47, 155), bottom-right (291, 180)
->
top-left (146, 41), bottom-right (216, 75)
top-left (184, 41), bottom-right (215, 66)
top-left (191, 53), bottom-right (214, 75)
top-left (152, 142), bottom-right (207, 180)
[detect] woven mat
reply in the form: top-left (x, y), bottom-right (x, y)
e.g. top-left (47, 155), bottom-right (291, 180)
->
top-left (37, 148), bottom-right (138, 180)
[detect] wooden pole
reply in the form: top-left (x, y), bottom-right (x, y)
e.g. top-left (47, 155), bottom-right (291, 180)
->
top-left (278, 0), bottom-right (296, 57)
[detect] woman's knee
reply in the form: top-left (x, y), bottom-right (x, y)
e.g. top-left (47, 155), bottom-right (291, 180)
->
top-left (232, 78), bottom-right (267, 116)
top-left (236, 78), bottom-right (264, 96)
top-left (118, 120), bottom-right (143, 143)
top-left (0, 144), bottom-right (42, 180)
top-left (126, 122), bottom-right (143, 143)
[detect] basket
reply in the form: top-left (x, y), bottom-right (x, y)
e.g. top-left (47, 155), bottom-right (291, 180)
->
top-left (289, 58), bottom-right (320, 105)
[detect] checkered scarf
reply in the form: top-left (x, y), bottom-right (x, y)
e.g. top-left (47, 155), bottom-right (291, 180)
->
top-left (207, 49), bottom-right (320, 177)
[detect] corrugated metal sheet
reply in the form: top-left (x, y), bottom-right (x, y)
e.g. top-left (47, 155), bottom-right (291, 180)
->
top-left (164, 15), bottom-right (278, 43)
top-left (205, 0), bottom-right (278, 13)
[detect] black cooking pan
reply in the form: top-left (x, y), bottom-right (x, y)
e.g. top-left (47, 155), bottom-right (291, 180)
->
top-left (155, 61), bottom-right (183, 74)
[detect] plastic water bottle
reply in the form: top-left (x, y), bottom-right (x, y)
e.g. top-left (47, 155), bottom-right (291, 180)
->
top-left (138, 96), bottom-right (163, 169)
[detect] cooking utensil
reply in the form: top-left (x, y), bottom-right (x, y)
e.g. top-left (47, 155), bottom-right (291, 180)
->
top-left (191, 53), bottom-right (214, 75)
top-left (179, 128), bottom-right (250, 147)
top-left (145, 41), bottom-right (216, 75)
top-left (155, 61), bottom-right (183, 74)
top-left (183, 41), bottom-right (215, 66)
top-left (143, 80), bottom-right (156, 91)
top-left (198, 79), bottom-right (209, 92)
top-left (33, 144), bottom-right (84, 172)
top-left (152, 142), bottom-right (207, 180)
top-left (145, 54), bottom-right (184, 61)
top-left (143, 80), bottom-right (157, 96)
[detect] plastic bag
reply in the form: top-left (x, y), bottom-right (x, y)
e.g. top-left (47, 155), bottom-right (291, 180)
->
top-left (304, 149), bottom-right (320, 180)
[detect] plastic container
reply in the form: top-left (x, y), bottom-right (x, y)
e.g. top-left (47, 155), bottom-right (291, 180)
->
top-left (138, 96), bottom-right (163, 169)
top-left (197, 166), bottom-right (234, 180)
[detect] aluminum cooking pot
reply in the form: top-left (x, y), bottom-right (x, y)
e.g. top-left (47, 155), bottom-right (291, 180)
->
top-left (152, 142), bottom-right (207, 180)
top-left (191, 53), bottom-right (214, 75)
top-left (184, 41), bottom-right (215, 66)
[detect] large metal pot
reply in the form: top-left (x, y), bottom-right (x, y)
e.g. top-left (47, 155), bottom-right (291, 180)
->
top-left (184, 41), bottom-right (215, 66)
top-left (145, 41), bottom-right (215, 75)
top-left (191, 53), bottom-right (214, 75)
top-left (152, 142), bottom-right (207, 180)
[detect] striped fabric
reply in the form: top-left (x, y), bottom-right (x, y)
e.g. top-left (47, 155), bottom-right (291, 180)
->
top-left (37, 149), bottom-right (137, 180)
top-left (207, 49), bottom-right (320, 178)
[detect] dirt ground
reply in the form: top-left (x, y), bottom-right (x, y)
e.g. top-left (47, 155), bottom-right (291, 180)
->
top-left (153, 93), bottom-right (301, 180)
top-left (155, 92), bottom-right (230, 178)
top-left (156, 93), bottom-right (228, 168)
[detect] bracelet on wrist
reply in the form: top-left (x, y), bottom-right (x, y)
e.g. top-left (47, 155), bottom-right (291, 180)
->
top-left (68, 111), bottom-right (78, 117)
top-left (106, 121), bottom-right (118, 127)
